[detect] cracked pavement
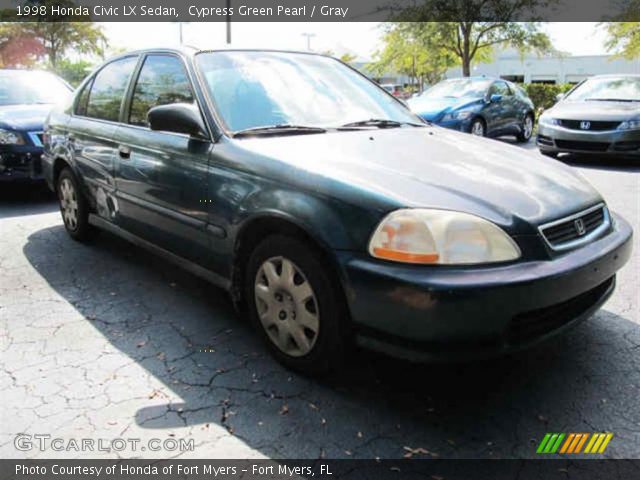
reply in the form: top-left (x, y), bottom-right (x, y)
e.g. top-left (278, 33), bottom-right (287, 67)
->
top-left (1, 153), bottom-right (638, 460)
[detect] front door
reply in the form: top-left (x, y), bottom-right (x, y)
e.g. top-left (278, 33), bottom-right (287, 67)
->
top-left (114, 54), bottom-right (211, 265)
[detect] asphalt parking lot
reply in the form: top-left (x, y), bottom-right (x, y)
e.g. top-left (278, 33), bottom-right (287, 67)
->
top-left (1, 147), bottom-right (638, 460)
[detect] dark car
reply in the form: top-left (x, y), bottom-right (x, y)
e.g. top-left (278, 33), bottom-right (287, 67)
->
top-left (0, 69), bottom-right (72, 183)
top-left (408, 77), bottom-right (535, 142)
top-left (43, 48), bottom-right (632, 374)
top-left (538, 75), bottom-right (640, 158)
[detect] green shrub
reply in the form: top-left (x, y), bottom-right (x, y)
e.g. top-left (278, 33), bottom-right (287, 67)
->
top-left (522, 83), bottom-right (575, 116)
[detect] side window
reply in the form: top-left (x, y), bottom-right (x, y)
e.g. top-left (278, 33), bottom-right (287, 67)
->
top-left (86, 56), bottom-right (138, 122)
top-left (74, 79), bottom-right (92, 116)
top-left (128, 55), bottom-right (194, 127)
top-left (490, 81), bottom-right (511, 97)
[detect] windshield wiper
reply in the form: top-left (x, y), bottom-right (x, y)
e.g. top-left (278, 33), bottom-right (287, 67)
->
top-left (339, 119), bottom-right (426, 129)
top-left (232, 124), bottom-right (327, 138)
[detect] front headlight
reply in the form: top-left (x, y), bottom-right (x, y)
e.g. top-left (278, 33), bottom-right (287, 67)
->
top-left (617, 119), bottom-right (640, 131)
top-left (0, 128), bottom-right (25, 145)
top-left (368, 209), bottom-right (521, 265)
top-left (538, 115), bottom-right (560, 126)
top-left (442, 110), bottom-right (474, 122)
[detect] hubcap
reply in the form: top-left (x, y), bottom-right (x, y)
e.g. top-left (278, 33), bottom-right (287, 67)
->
top-left (59, 178), bottom-right (78, 231)
top-left (523, 116), bottom-right (533, 139)
top-left (254, 256), bottom-right (319, 357)
top-left (471, 121), bottom-right (484, 136)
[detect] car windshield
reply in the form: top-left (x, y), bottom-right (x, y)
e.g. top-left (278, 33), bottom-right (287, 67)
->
top-left (0, 71), bottom-right (72, 106)
top-left (195, 51), bottom-right (420, 132)
top-left (421, 78), bottom-right (492, 99)
top-left (565, 76), bottom-right (640, 102)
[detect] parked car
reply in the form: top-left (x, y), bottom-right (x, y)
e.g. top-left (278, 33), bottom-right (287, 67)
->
top-left (0, 69), bottom-right (72, 183)
top-left (408, 77), bottom-right (535, 142)
top-left (538, 75), bottom-right (640, 158)
top-left (380, 83), bottom-right (408, 99)
top-left (43, 49), bottom-right (632, 374)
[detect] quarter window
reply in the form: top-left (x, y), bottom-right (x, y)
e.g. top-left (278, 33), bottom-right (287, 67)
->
top-left (85, 56), bottom-right (138, 122)
top-left (129, 55), bottom-right (194, 127)
top-left (75, 79), bottom-right (92, 116)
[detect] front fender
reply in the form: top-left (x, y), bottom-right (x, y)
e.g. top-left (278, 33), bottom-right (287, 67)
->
top-left (233, 187), bottom-right (379, 252)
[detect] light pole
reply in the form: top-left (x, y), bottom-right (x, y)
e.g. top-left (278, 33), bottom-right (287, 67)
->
top-left (301, 33), bottom-right (316, 51)
top-left (226, 0), bottom-right (232, 44)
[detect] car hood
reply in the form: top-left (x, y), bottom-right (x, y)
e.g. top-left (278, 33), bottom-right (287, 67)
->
top-left (232, 127), bottom-right (602, 232)
top-left (0, 104), bottom-right (52, 130)
top-left (549, 100), bottom-right (639, 121)
top-left (408, 96), bottom-right (481, 121)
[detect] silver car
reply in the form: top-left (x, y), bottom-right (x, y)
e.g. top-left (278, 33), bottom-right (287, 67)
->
top-left (537, 75), bottom-right (640, 158)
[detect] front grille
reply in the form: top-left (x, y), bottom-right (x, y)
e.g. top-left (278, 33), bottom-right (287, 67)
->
top-left (555, 140), bottom-right (610, 152)
top-left (507, 276), bottom-right (614, 344)
top-left (539, 204), bottom-right (609, 250)
top-left (558, 119), bottom-right (620, 131)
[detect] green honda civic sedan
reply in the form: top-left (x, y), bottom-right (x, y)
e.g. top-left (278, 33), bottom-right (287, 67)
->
top-left (43, 48), bottom-right (632, 374)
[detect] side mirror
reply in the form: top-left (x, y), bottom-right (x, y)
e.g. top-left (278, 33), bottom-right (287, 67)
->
top-left (489, 94), bottom-right (503, 103)
top-left (556, 93), bottom-right (565, 102)
top-left (148, 103), bottom-right (208, 139)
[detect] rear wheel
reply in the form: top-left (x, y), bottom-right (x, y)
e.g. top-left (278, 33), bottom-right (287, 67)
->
top-left (57, 167), bottom-right (92, 241)
top-left (470, 118), bottom-right (486, 137)
top-left (245, 235), bottom-right (348, 374)
top-left (517, 113), bottom-right (534, 143)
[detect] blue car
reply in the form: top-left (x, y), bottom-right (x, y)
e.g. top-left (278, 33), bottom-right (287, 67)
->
top-left (408, 77), bottom-right (535, 142)
top-left (0, 69), bottom-right (72, 183)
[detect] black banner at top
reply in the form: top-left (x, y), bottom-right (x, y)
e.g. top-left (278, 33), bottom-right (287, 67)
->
top-left (0, 0), bottom-right (638, 22)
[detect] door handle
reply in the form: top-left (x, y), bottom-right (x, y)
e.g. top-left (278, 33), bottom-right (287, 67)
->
top-left (118, 145), bottom-right (131, 159)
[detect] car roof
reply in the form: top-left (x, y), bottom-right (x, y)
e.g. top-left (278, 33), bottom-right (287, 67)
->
top-left (106, 47), bottom-right (333, 63)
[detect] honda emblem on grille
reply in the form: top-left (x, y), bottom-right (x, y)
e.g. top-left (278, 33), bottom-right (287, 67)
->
top-left (580, 121), bottom-right (591, 130)
top-left (575, 218), bottom-right (586, 236)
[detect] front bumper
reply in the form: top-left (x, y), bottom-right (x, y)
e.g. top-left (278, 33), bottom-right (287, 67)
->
top-left (537, 123), bottom-right (640, 157)
top-left (338, 213), bottom-right (632, 362)
top-left (0, 145), bottom-right (45, 183)
top-left (418, 114), bottom-right (472, 133)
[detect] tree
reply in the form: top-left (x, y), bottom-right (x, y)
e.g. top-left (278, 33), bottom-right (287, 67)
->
top-left (0, 1), bottom-right (105, 68)
top-left (15, 22), bottom-right (106, 68)
top-left (602, 0), bottom-right (640, 59)
top-left (0, 24), bottom-right (44, 67)
top-left (52, 58), bottom-right (95, 87)
top-left (370, 24), bottom-right (457, 88)
top-left (392, 1), bottom-right (555, 76)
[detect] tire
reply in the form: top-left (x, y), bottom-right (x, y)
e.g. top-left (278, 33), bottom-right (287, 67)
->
top-left (245, 235), bottom-right (349, 374)
top-left (516, 113), bottom-right (534, 143)
top-left (470, 118), bottom-right (486, 137)
top-left (57, 167), bottom-right (92, 241)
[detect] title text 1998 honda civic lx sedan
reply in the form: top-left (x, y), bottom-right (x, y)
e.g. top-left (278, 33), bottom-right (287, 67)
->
top-left (43, 48), bottom-right (632, 374)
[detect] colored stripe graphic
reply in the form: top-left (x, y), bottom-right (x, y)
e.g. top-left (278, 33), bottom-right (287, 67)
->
top-left (540, 433), bottom-right (614, 454)
top-left (537, 433), bottom-right (552, 453)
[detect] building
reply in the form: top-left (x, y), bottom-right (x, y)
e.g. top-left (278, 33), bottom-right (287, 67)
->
top-left (445, 49), bottom-right (640, 84)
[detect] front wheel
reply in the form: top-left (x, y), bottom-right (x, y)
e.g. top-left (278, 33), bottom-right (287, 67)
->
top-left (516, 113), bottom-right (534, 143)
top-left (245, 235), bottom-right (349, 374)
top-left (470, 118), bottom-right (486, 137)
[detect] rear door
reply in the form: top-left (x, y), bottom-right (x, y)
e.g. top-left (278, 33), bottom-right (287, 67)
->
top-left (114, 53), bottom-right (211, 265)
top-left (68, 55), bottom-right (139, 217)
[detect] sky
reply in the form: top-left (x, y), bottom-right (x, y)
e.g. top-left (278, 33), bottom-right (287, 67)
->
top-left (101, 22), bottom-right (611, 60)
